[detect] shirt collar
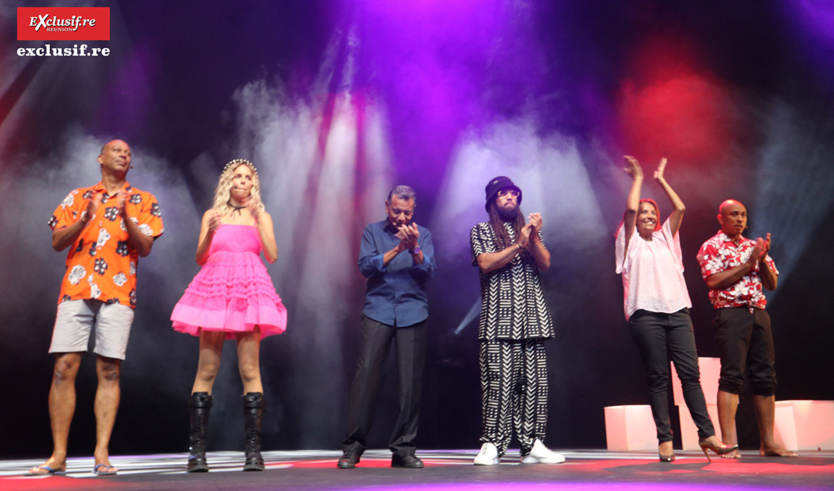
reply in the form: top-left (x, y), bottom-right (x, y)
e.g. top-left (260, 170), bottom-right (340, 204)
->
top-left (93, 181), bottom-right (131, 198)
top-left (384, 219), bottom-right (400, 233)
top-left (718, 230), bottom-right (746, 246)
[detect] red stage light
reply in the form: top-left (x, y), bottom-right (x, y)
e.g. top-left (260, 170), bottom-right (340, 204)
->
top-left (616, 31), bottom-right (743, 168)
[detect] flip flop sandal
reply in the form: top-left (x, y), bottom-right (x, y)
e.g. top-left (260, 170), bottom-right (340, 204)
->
top-left (94, 464), bottom-right (118, 476)
top-left (25, 464), bottom-right (66, 476)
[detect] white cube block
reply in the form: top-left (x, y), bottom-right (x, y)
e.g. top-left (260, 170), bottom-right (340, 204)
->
top-left (671, 357), bottom-right (721, 407)
top-left (604, 405), bottom-right (657, 451)
top-left (774, 400), bottom-right (834, 451)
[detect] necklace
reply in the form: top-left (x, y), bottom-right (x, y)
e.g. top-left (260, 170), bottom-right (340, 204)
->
top-left (227, 200), bottom-right (246, 216)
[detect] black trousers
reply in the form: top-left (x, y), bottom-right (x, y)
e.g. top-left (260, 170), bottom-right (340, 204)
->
top-left (629, 309), bottom-right (715, 443)
top-left (715, 307), bottom-right (777, 396)
top-left (342, 315), bottom-right (427, 457)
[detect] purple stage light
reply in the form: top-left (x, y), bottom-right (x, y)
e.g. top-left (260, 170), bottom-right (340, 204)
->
top-left (784, 0), bottom-right (834, 45)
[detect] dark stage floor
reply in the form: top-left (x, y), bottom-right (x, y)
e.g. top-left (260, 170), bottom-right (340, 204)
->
top-left (2, 449), bottom-right (833, 490)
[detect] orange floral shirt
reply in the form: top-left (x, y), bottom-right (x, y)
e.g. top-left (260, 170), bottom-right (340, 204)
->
top-left (48, 182), bottom-right (164, 308)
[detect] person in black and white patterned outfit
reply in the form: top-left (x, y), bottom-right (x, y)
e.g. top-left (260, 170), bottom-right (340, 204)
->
top-left (469, 176), bottom-right (564, 466)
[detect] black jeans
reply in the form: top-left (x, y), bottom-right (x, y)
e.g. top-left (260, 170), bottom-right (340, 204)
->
top-left (715, 307), bottom-right (777, 396)
top-left (629, 309), bottom-right (715, 443)
top-left (342, 315), bottom-right (427, 457)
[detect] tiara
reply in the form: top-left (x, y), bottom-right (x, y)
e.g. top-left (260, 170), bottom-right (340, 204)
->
top-left (223, 159), bottom-right (258, 178)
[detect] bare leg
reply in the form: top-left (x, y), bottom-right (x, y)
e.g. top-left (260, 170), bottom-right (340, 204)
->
top-left (28, 353), bottom-right (83, 474)
top-left (237, 328), bottom-right (262, 394)
top-left (754, 394), bottom-right (798, 457)
top-left (192, 330), bottom-right (226, 395)
top-left (93, 355), bottom-right (122, 471)
top-left (717, 390), bottom-right (741, 458)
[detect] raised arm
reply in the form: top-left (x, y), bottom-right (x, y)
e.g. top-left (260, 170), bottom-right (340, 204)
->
top-left (622, 155), bottom-right (644, 252)
top-left (653, 158), bottom-right (685, 236)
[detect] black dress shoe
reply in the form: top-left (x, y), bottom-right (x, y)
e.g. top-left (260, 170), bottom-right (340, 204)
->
top-left (337, 451), bottom-right (360, 469)
top-left (391, 454), bottom-right (424, 468)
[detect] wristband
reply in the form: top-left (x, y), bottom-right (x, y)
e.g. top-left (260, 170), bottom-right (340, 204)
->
top-left (410, 247), bottom-right (422, 255)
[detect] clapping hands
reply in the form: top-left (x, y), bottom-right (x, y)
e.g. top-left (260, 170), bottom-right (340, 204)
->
top-left (395, 223), bottom-right (420, 251)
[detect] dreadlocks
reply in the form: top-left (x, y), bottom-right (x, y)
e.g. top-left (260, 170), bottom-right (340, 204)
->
top-left (487, 201), bottom-right (526, 251)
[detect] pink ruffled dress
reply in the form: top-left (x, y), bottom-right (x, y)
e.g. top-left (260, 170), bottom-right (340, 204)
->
top-left (171, 224), bottom-right (287, 339)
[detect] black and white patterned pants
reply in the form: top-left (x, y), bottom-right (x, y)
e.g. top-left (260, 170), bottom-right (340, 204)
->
top-left (479, 339), bottom-right (548, 456)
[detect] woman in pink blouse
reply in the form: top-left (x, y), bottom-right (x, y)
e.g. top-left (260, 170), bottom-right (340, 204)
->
top-left (616, 156), bottom-right (736, 462)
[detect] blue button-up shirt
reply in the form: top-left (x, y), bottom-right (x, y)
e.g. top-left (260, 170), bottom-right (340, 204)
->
top-left (359, 219), bottom-right (436, 327)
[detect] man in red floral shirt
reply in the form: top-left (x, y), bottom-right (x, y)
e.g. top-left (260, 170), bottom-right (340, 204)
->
top-left (696, 199), bottom-right (795, 458)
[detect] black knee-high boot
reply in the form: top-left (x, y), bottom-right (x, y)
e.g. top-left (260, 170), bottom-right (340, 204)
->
top-left (187, 392), bottom-right (212, 472)
top-left (242, 392), bottom-right (265, 471)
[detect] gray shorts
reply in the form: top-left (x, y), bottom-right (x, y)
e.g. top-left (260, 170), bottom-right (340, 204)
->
top-left (49, 299), bottom-right (135, 360)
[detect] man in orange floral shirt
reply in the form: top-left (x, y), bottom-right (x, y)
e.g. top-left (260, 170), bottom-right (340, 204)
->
top-left (696, 199), bottom-right (795, 458)
top-left (27, 140), bottom-right (164, 477)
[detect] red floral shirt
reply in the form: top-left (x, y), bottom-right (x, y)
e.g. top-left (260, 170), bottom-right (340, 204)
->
top-left (696, 231), bottom-right (778, 309)
top-left (48, 182), bottom-right (164, 308)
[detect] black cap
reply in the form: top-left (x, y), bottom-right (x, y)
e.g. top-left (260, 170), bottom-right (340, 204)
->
top-left (484, 176), bottom-right (522, 211)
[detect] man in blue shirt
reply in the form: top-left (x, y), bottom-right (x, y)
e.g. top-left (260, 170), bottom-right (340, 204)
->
top-left (338, 185), bottom-right (436, 469)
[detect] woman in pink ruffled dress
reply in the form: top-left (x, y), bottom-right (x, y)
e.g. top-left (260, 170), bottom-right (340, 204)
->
top-left (171, 159), bottom-right (287, 473)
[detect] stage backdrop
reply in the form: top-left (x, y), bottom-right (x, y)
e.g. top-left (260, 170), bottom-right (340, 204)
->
top-left (1, 0), bottom-right (832, 457)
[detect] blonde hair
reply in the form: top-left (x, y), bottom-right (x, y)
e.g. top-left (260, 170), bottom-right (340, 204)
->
top-left (212, 159), bottom-right (265, 216)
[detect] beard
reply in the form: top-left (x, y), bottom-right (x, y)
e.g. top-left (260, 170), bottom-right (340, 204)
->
top-left (497, 204), bottom-right (519, 222)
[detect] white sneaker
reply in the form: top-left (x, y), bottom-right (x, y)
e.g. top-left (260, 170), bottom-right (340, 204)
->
top-left (473, 442), bottom-right (499, 465)
top-left (520, 439), bottom-right (565, 464)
